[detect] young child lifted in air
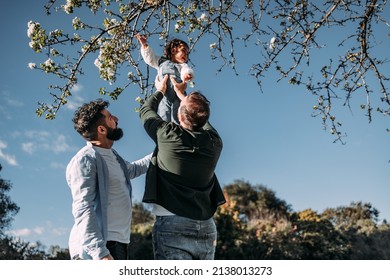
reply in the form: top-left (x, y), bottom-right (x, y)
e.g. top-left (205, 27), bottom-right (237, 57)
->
top-left (136, 34), bottom-right (194, 124)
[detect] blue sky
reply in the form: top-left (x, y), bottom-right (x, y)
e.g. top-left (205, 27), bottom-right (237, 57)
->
top-left (1, 1), bottom-right (389, 249)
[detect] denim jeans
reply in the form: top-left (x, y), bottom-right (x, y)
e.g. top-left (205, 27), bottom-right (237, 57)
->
top-left (106, 240), bottom-right (128, 260)
top-left (157, 94), bottom-right (180, 124)
top-left (152, 215), bottom-right (217, 260)
top-left (157, 60), bottom-right (181, 124)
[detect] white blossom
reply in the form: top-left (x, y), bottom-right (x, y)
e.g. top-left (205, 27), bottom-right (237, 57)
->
top-left (107, 68), bottom-right (115, 77)
top-left (269, 37), bottom-right (277, 50)
top-left (107, 19), bottom-right (119, 35)
top-left (94, 58), bottom-right (102, 69)
top-left (28, 63), bottom-right (36, 69)
top-left (27, 21), bottom-right (36, 38)
top-left (63, 0), bottom-right (73, 14)
top-left (175, 20), bottom-right (185, 31)
top-left (198, 13), bottom-right (209, 23)
top-left (44, 58), bottom-right (54, 67)
top-left (72, 17), bottom-right (79, 25)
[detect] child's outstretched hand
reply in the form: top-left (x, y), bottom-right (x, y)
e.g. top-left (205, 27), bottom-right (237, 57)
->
top-left (135, 34), bottom-right (148, 48)
top-left (182, 73), bottom-right (193, 83)
top-left (180, 64), bottom-right (195, 87)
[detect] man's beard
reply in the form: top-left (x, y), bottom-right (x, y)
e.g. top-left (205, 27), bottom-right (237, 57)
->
top-left (106, 126), bottom-right (124, 141)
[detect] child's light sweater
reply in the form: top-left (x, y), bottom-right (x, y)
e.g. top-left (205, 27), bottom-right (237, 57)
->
top-left (140, 45), bottom-right (195, 83)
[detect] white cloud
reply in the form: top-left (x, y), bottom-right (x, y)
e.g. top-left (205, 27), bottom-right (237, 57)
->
top-left (1, 90), bottom-right (24, 107)
top-left (72, 84), bottom-right (83, 93)
top-left (21, 142), bottom-right (35, 155)
top-left (50, 162), bottom-right (66, 170)
top-left (6, 98), bottom-right (24, 107)
top-left (65, 95), bottom-right (85, 111)
top-left (0, 90), bottom-right (24, 121)
top-left (0, 105), bottom-right (12, 121)
top-left (22, 131), bottom-right (73, 155)
top-left (25, 130), bottom-right (50, 141)
top-left (6, 224), bottom-right (69, 247)
top-left (51, 227), bottom-right (69, 237)
top-left (53, 134), bottom-right (71, 153)
top-left (43, 134), bottom-right (72, 154)
top-left (0, 140), bottom-right (18, 166)
top-left (61, 84), bottom-right (85, 111)
top-left (7, 226), bottom-right (45, 237)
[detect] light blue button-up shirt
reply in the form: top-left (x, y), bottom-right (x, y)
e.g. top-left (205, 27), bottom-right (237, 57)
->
top-left (66, 142), bottom-right (151, 260)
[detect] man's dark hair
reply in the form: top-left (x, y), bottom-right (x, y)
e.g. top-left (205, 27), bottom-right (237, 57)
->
top-left (179, 92), bottom-right (210, 131)
top-left (164, 38), bottom-right (189, 60)
top-left (72, 99), bottom-right (109, 141)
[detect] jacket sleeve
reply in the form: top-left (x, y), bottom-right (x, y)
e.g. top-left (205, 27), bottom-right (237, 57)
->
top-left (66, 153), bottom-right (110, 260)
top-left (140, 45), bottom-right (160, 70)
top-left (126, 152), bottom-right (153, 179)
top-left (203, 121), bottom-right (223, 149)
top-left (180, 63), bottom-right (195, 81)
top-left (139, 91), bottom-right (166, 143)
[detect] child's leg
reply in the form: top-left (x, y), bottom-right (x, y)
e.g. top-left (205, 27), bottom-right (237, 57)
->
top-left (170, 97), bottom-right (180, 124)
top-left (157, 96), bottom-right (172, 122)
top-left (157, 62), bottom-right (181, 124)
top-left (158, 85), bottom-right (180, 124)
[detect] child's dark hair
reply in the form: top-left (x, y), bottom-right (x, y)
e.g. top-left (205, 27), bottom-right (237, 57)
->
top-left (164, 38), bottom-right (189, 60)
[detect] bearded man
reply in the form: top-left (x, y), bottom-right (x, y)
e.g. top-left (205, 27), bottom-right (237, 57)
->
top-left (66, 99), bottom-right (151, 260)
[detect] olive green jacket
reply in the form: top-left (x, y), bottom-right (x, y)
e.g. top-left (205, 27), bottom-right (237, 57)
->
top-left (139, 91), bottom-right (225, 220)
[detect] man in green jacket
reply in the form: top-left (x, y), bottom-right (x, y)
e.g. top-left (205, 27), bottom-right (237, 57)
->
top-left (139, 75), bottom-right (226, 260)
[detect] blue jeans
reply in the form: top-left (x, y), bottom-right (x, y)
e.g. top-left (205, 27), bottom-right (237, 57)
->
top-left (106, 240), bottom-right (128, 260)
top-left (157, 60), bottom-right (181, 124)
top-left (157, 93), bottom-right (180, 124)
top-left (152, 215), bottom-right (217, 260)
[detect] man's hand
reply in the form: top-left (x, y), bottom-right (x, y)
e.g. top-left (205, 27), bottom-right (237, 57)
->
top-left (170, 77), bottom-right (187, 101)
top-left (100, 254), bottom-right (114, 260)
top-left (155, 75), bottom-right (169, 94)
